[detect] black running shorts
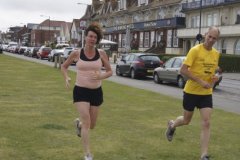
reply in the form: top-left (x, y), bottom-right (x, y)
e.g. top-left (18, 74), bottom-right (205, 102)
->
top-left (183, 92), bottom-right (213, 111)
top-left (73, 85), bottom-right (103, 106)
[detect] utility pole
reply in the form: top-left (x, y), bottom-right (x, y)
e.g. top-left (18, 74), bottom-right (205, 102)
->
top-left (196, 0), bottom-right (203, 44)
top-left (77, 2), bottom-right (90, 48)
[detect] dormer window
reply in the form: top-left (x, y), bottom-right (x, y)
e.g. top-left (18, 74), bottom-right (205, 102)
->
top-left (138, 0), bottom-right (148, 6)
top-left (118, 0), bottom-right (126, 10)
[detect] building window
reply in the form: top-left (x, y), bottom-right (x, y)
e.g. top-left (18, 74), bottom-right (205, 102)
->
top-left (167, 30), bottom-right (172, 47)
top-left (144, 32), bottom-right (149, 48)
top-left (207, 14), bottom-right (212, 26)
top-left (118, 34), bottom-right (122, 47)
top-left (114, 17), bottom-right (120, 26)
top-left (133, 15), bottom-right (140, 22)
top-left (207, 13), bottom-right (218, 26)
top-left (118, 0), bottom-right (126, 10)
top-left (158, 7), bottom-right (165, 19)
top-left (234, 39), bottom-right (240, 55)
top-left (138, 0), bottom-right (148, 6)
top-left (191, 16), bottom-right (199, 28)
top-left (235, 10), bottom-right (240, 24)
top-left (122, 33), bottom-right (126, 48)
top-left (173, 30), bottom-right (178, 48)
top-left (144, 11), bottom-right (150, 21)
top-left (150, 31), bottom-right (155, 47)
top-left (221, 39), bottom-right (227, 54)
top-left (213, 13), bottom-right (218, 25)
top-left (140, 32), bottom-right (143, 48)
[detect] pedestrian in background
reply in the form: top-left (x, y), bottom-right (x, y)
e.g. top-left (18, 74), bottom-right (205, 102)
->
top-left (61, 22), bottom-right (112, 160)
top-left (166, 26), bottom-right (220, 160)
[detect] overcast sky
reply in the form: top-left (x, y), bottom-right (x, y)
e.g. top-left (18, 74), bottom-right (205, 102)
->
top-left (0, 0), bottom-right (91, 32)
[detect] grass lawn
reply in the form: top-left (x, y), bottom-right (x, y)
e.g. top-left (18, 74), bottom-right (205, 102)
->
top-left (0, 54), bottom-right (239, 160)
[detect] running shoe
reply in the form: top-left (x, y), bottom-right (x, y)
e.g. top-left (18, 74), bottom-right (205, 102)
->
top-left (201, 155), bottom-right (210, 160)
top-left (75, 118), bottom-right (81, 137)
top-left (165, 120), bottom-right (176, 141)
top-left (84, 154), bottom-right (93, 160)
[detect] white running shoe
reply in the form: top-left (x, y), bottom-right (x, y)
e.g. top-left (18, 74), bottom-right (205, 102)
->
top-left (84, 154), bottom-right (93, 160)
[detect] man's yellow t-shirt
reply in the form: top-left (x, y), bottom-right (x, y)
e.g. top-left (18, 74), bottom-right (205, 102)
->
top-left (183, 43), bottom-right (220, 95)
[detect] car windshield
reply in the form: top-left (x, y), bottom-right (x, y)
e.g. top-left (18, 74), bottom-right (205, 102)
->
top-left (140, 55), bottom-right (159, 61)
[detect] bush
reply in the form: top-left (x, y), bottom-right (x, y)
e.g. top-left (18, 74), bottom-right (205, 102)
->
top-left (219, 54), bottom-right (240, 72)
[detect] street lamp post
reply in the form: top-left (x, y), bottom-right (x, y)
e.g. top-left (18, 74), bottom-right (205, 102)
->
top-left (77, 2), bottom-right (89, 48)
top-left (40, 15), bottom-right (50, 45)
top-left (196, 0), bottom-right (203, 44)
top-left (199, 0), bottom-right (202, 35)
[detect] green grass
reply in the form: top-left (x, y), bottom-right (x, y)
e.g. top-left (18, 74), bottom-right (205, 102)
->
top-left (0, 54), bottom-right (239, 160)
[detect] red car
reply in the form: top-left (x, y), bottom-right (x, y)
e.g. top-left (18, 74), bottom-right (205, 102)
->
top-left (37, 46), bottom-right (52, 59)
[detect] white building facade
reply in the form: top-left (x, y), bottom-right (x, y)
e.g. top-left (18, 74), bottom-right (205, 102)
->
top-left (178, 0), bottom-right (240, 55)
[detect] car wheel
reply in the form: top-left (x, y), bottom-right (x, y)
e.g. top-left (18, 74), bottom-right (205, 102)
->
top-left (130, 68), bottom-right (136, 79)
top-left (153, 73), bottom-right (160, 84)
top-left (116, 66), bottom-right (122, 76)
top-left (213, 83), bottom-right (217, 89)
top-left (177, 76), bottom-right (185, 88)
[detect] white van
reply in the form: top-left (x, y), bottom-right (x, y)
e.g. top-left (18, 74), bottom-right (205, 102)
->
top-left (55, 43), bottom-right (69, 49)
top-left (8, 42), bottom-right (18, 46)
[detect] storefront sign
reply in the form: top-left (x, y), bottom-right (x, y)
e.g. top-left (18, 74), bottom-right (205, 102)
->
top-left (105, 17), bottom-right (185, 33)
top-left (144, 22), bottom-right (157, 28)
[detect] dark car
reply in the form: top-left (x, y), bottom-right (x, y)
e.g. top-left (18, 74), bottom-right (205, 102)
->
top-left (153, 56), bottom-right (222, 89)
top-left (0, 45), bottom-right (3, 54)
top-left (116, 53), bottom-right (163, 79)
top-left (29, 47), bottom-right (40, 58)
top-left (18, 46), bottom-right (28, 55)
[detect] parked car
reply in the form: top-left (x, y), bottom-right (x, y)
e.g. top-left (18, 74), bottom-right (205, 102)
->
top-left (29, 47), bottom-right (40, 58)
top-left (1, 44), bottom-right (8, 51)
top-left (116, 53), bottom-right (163, 79)
top-left (0, 44), bottom-right (3, 53)
top-left (55, 43), bottom-right (70, 49)
top-left (37, 46), bottom-right (52, 59)
top-left (62, 47), bottom-right (74, 61)
top-left (23, 47), bottom-right (32, 56)
top-left (153, 56), bottom-right (222, 89)
top-left (8, 45), bottom-right (19, 53)
top-left (18, 46), bottom-right (28, 54)
top-left (48, 48), bottom-right (64, 62)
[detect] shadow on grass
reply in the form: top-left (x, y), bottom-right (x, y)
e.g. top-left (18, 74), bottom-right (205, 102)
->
top-left (40, 124), bottom-right (67, 130)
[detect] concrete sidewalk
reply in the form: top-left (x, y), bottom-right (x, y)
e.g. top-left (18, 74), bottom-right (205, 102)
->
top-left (222, 73), bottom-right (240, 81)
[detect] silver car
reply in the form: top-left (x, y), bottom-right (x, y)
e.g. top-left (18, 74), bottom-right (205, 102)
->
top-left (153, 56), bottom-right (186, 88)
top-left (153, 56), bottom-right (222, 89)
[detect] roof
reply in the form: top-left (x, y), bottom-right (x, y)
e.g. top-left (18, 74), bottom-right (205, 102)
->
top-left (40, 19), bottom-right (67, 27)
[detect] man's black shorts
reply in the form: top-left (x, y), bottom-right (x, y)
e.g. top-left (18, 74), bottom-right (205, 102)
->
top-left (183, 92), bottom-right (213, 111)
top-left (73, 85), bottom-right (103, 106)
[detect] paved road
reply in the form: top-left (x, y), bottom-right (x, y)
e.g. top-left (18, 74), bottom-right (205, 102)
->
top-left (2, 52), bottom-right (240, 114)
top-left (108, 75), bottom-right (240, 114)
